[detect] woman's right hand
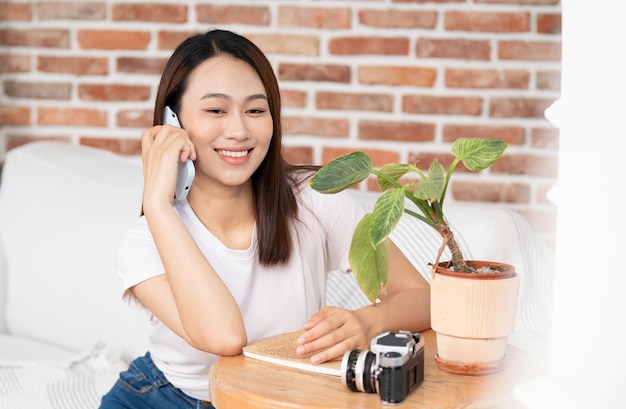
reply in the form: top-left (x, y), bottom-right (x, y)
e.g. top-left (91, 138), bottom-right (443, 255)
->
top-left (140, 124), bottom-right (196, 212)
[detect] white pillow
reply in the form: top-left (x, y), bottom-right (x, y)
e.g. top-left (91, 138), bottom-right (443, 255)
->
top-left (0, 142), bottom-right (152, 360)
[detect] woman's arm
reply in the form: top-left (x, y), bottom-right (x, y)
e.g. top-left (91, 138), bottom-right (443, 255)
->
top-left (130, 125), bottom-right (247, 356)
top-left (296, 240), bottom-right (430, 364)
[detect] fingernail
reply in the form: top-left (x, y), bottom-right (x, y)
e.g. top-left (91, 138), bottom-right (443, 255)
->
top-left (311, 355), bottom-right (320, 364)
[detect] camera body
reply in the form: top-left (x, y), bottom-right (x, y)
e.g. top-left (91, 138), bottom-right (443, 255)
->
top-left (340, 331), bottom-right (424, 405)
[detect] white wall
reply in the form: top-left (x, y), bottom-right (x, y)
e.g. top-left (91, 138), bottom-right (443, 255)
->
top-left (521, 1), bottom-right (626, 407)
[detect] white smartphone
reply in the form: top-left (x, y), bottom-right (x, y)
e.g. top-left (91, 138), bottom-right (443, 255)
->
top-left (163, 106), bottom-right (195, 201)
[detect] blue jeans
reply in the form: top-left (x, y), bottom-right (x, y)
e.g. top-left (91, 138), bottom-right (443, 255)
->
top-left (99, 352), bottom-right (215, 409)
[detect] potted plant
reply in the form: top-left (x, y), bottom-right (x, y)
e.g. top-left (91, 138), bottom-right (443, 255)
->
top-left (309, 138), bottom-right (520, 375)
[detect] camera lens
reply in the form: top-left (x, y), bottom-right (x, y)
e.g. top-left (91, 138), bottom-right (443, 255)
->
top-left (340, 349), bottom-right (377, 394)
top-left (341, 350), bottom-right (361, 392)
top-left (357, 351), bottom-right (377, 394)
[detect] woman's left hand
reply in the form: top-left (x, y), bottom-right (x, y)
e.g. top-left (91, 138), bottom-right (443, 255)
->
top-left (296, 306), bottom-right (370, 364)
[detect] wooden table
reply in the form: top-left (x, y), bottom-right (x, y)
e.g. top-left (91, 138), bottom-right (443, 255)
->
top-left (209, 330), bottom-right (541, 408)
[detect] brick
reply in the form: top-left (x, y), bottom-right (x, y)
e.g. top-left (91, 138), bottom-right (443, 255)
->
top-left (117, 109), bottom-right (153, 128)
top-left (6, 135), bottom-right (70, 151)
top-left (358, 120), bottom-right (435, 142)
top-left (78, 30), bottom-right (150, 50)
top-left (112, 3), bottom-right (186, 23)
top-left (317, 92), bottom-right (393, 112)
top-left (536, 183), bottom-right (557, 205)
top-left (443, 125), bottom-right (525, 145)
top-left (498, 41), bottom-right (561, 61)
top-left (322, 147), bottom-right (398, 168)
top-left (359, 66), bottom-right (436, 87)
top-left (246, 34), bottom-right (319, 56)
top-left (329, 37), bottom-right (409, 56)
top-left (38, 56), bottom-right (108, 75)
top-left (445, 11), bottom-right (530, 32)
top-left (531, 127), bottom-right (559, 150)
top-left (283, 116), bottom-right (349, 137)
top-left (0, 54), bottom-right (30, 73)
top-left (197, 5), bottom-right (270, 26)
top-left (0, 29), bottom-right (70, 48)
top-left (416, 38), bottom-right (490, 60)
top-left (490, 153), bottom-right (558, 177)
top-left (359, 9), bottom-right (437, 29)
top-left (0, 105), bottom-right (30, 126)
top-left (279, 64), bottom-right (350, 83)
top-left (490, 97), bottom-right (555, 119)
top-left (537, 13), bottom-right (562, 34)
top-left (80, 137), bottom-right (142, 155)
top-left (38, 107), bottom-right (107, 127)
top-left (282, 146), bottom-right (313, 165)
top-left (537, 71), bottom-right (561, 90)
top-left (451, 181), bottom-right (531, 203)
top-left (280, 89), bottom-right (307, 108)
top-left (117, 57), bottom-right (168, 75)
top-left (4, 80), bottom-right (71, 100)
top-left (0, 2), bottom-right (31, 20)
top-left (79, 84), bottom-right (151, 101)
top-left (158, 31), bottom-right (198, 51)
top-left (445, 69), bottom-right (529, 89)
top-left (37, 2), bottom-right (105, 20)
top-left (403, 95), bottom-right (482, 116)
top-left (278, 6), bottom-right (350, 29)
top-left (407, 152), bottom-right (471, 173)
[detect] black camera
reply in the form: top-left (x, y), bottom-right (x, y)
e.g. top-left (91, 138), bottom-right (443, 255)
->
top-left (340, 331), bottom-right (424, 405)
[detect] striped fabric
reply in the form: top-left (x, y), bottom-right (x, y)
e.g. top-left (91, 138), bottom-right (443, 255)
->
top-left (0, 345), bottom-right (124, 409)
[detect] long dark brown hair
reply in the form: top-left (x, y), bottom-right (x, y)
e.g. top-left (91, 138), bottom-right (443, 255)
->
top-left (154, 29), bottom-right (312, 266)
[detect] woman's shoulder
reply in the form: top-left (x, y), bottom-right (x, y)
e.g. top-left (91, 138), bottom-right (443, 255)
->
top-left (295, 181), bottom-right (366, 220)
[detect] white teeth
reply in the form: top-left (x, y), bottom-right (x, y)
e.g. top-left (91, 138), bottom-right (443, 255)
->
top-left (217, 150), bottom-right (249, 158)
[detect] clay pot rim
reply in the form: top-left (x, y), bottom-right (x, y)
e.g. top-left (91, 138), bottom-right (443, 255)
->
top-left (433, 260), bottom-right (515, 280)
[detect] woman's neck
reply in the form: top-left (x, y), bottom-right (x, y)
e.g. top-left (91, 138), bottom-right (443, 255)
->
top-left (187, 182), bottom-right (256, 250)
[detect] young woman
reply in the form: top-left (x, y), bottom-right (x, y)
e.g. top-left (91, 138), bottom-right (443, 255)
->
top-left (100, 29), bottom-right (430, 409)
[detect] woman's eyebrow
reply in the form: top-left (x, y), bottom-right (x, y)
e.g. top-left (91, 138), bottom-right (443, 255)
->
top-left (199, 93), bottom-right (268, 102)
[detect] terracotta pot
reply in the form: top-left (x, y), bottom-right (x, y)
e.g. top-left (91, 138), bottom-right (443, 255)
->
top-left (430, 260), bottom-right (520, 375)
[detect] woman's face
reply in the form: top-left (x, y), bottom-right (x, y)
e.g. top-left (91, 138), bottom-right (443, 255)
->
top-left (178, 55), bottom-right (273, 191)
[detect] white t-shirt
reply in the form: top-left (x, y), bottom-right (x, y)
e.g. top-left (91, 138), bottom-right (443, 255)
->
top-left (115, 183), bottom-right (365, 401)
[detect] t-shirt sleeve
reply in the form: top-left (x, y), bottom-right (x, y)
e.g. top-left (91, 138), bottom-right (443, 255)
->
top-left (305, 186), bottom-right (367, 273)
top-left (115, 216), bottom-right (165, 310)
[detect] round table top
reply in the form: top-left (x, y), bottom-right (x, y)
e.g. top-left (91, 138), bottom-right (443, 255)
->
top-left (209, 329), bottom-right (541, 408)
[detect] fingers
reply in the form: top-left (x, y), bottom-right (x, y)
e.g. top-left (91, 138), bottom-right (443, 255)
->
top-left (142, 124), bottom-right (195, 163)
top-left (140, 124), bottom-right (195, 209)
top-left (297, 307), bottom-right (368, 364)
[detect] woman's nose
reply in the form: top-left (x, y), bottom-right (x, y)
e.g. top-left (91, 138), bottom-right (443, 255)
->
top-left (224, 113), bottom-right (249, 140)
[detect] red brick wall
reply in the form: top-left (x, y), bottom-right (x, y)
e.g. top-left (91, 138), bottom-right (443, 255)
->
top-left (0, 0), bottom-right (561, 245)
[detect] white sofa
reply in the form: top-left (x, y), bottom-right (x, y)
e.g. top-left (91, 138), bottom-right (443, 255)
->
top-left (0, 141), bottom-right (555, 407)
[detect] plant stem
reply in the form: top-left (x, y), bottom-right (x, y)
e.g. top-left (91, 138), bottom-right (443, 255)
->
top-left (371, 168), bottom-right (402, 189)
top-left (435, 222), bottom-right (471, 273)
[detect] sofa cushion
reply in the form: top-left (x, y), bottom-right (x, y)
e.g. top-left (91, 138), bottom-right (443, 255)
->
top-left (0, 142), bottom-right (152, 360)
top-left (0, 334), bottom-right (76, 362)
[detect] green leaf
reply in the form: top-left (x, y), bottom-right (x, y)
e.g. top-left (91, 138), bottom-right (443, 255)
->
top-left (370, 188), bottom-right (405, 246)
top-left (309, 151), bottom-right (372, 193)
top-left (377, 163), bottom-right (412, 191)
top-left (413, 160), bottom-right (445, 201)
top-left (349, 214), bottom-right (389, 303)
top-left (451, 138), bottom-right (507, 171)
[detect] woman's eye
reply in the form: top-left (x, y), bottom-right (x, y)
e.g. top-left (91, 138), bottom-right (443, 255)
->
top-left (248, 109), bottom-right (265, 114)
top-left (205, 109), bottom-right (225, 114)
